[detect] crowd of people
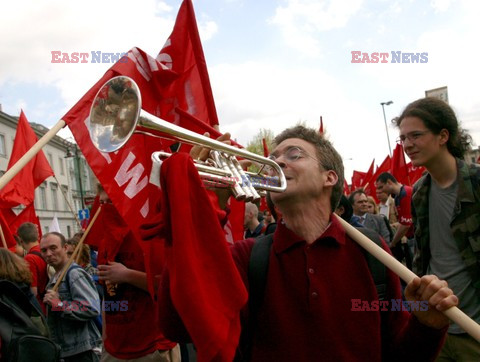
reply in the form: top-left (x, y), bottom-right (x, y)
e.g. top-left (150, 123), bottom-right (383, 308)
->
top-left (1, 96), bottom-right (479, 361)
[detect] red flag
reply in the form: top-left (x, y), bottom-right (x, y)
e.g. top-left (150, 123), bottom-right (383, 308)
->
top-left (364, 155), bottom-right (392, 200)
top-left (262, 137), bottom-right (269, 157)
top-left (343, 179), bottom-right (350, 195)
top-left (362, 159), bottom-right (375, 188)
top-left (0, 208), bottom-right (17, 224)
top-left (319, 116), bottom-right (324, 134)
top-left (0, 210), bottom-right (16, 248)
top-left (391, 143), bottom-right (409, 185)
top-left (350, 160), bottom-right (374, 192)
top-left (156, 0), bottom-right (219, 127)
top-left (351, 170), bottom-right (367, 191)
top-left (407, 162), bottom-right (425, 185)
top-left (10, 202), bottom-right (42, 239)
top-left (64, 2), bottom-right (221, 241)
top-left (64, 0), bottom-right (229, 295)
top-left (0, 111), bottom-right (54, 208)
top-left (159, 153), bottom-right (247, 361)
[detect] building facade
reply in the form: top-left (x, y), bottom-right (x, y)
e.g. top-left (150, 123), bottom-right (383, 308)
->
top-left (0, 110), bottom-right (97, 238)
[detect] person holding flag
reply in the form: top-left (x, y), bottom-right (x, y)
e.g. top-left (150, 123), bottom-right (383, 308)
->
top-left (395, 97), bottom-right (480, 360)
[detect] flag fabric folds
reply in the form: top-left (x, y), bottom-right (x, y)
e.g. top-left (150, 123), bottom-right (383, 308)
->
top-left (0, 210), bottom-right (16, 248)
top-left (391, 143), bottom-right (409, 186)
top-left (158, 153), bottom-right (247, 361)
top-left (157, 0), bottom-right (219, 128)
top-left (63, 0), bottom-right (221, 242)
top-left (0, 110), bottom-right (54, 208)
top-left (63, 0), bottom-right (230, 296)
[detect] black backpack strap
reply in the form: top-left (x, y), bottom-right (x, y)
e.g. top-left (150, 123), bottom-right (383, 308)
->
top-left (356, 227), bottom-right (388, 301)
top-left (30, 250), bottom-right (42, 258)
top-left (236, 234), bottom-right (274, 362)
top-left (248, 233), bottom-right (274, 317)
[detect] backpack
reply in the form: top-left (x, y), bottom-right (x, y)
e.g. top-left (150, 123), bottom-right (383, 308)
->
top-left (64, 265), bottom-right (102, 333)
top-left (0, 279), bottom-right (60, 362)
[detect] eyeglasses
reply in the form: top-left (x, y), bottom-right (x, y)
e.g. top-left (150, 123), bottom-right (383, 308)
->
top-left (396, 130), bottom-right (430, 144)
top-left (268, 146), bottom-right (319, 164)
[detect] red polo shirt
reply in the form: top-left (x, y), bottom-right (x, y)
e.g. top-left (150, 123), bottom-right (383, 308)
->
top-left (101, 229), bottom-right (176, 359)
top-left (230, 215), bottom-right (445, 361)
top-left (24, 244), bottom-right (48, 314)
top-left (395, 185), bottom-right (414, 238)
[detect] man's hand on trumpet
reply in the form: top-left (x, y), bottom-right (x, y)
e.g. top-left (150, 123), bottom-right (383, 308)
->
top-left (190, 132), bottom-right (235, 210)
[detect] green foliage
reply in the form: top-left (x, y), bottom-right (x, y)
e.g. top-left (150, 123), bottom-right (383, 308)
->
top-left (246, 128), bottom-right (275, 156)
top-left (245, 128), bottom-right (275, 173)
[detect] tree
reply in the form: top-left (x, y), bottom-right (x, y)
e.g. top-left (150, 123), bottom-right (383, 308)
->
top-left (246, 128), bottom-right (275, 173)
top-left (246, 128), bottom-right (275, 156)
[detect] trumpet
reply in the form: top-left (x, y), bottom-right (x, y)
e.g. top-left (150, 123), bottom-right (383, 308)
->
top-left (88, 76), bottom-right (286, 202)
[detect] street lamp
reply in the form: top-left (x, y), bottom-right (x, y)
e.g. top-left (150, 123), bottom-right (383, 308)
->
top-left (380, 101), bottom-right (393, 156)
top-left (65, 144), bottom-right (85, 210)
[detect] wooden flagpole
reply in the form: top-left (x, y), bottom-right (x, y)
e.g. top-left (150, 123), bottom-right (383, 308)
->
top-left (335, 214), bottom-right (480, 343)
top-left (52, 205), bottom-right (101, 292)
top-left (0, 224), bottom-right (8, 249)
top-left (0, 120), bottom-right (66, 192)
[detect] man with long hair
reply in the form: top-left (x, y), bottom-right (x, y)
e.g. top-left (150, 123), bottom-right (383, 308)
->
top-left (395, 97), bottom-right (480, 360)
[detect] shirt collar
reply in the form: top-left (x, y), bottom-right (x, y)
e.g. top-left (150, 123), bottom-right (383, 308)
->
top-left (273, 213), bottom-right (346, 254)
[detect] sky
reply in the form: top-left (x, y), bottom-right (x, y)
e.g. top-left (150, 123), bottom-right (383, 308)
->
top-left (1, 0), bottom-right (479, 181)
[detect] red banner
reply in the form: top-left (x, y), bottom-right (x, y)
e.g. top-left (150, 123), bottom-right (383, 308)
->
top-left (0, 111), bottom-right (54, 208)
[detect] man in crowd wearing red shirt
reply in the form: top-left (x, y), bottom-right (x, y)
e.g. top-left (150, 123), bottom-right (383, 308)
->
top-left (162, 125), bottom-right (459, 361)
top-left (375, 172), bottom-right (415, 270)
top-left (96, 187), bottom-right (179, 362)
top-left (17, 222), bottom-right (48, 313)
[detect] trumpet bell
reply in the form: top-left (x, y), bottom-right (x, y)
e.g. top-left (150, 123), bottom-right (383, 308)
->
top-left (90, 76), bottom-right (141, 153)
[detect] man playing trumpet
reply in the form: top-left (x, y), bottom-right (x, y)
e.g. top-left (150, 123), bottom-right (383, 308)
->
top-left (158, 125), bottom-right (458, 361)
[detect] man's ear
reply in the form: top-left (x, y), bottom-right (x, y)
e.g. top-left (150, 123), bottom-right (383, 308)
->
top-left (324, 170), bottom-right (338, 187)
top-left (439, 128), bottom-right (450, 146)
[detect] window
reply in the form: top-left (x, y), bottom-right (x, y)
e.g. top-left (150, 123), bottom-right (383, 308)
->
top-left (0, 134), bottom-right (6, 157)
top-left (48, 153), bottom-right (54, 172)
top-left (38, 183), bottom-right (47, 209)
top-left (51, 183), bottom-right (58, 211)
top-left (58, 157), bottom-right (65, 175)
top-left (67, 225), bottom-right (71, 238)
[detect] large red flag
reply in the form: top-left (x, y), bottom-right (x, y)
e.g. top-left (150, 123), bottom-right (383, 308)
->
top-left (64, 2), bottom-right (222, 239)
top-left (0, 111), bottom-right (54, 208)
top-left (158, 153), bottom-right (247, 361)
top-left (156, 0), bottom-right (219, 128)
top-left (391, 143), bottom-right (409, 186)
top-left (10, 202), bottom-right (42, 238)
